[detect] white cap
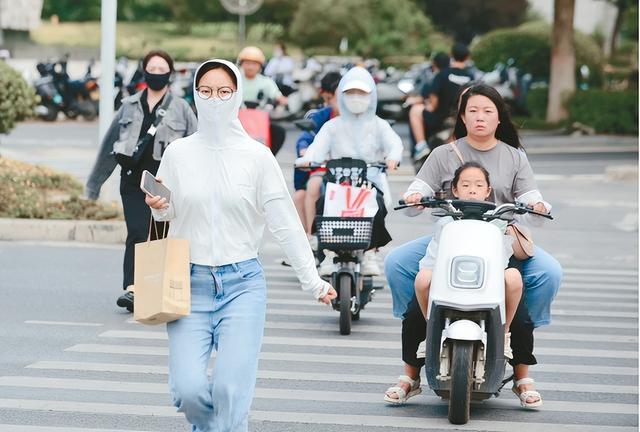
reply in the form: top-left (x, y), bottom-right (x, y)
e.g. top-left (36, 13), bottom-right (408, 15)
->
top-left (342, 79), bottom-right (372, 93)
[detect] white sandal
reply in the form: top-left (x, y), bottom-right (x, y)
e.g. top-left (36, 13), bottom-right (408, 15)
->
top-left (384, 375), bottom-right (422, 404)
top-left (512, 377), bottom-right (543, 408)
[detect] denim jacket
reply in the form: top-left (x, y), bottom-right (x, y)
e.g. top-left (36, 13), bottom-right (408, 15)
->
top-left (85, 91), bottom-right (197, 199)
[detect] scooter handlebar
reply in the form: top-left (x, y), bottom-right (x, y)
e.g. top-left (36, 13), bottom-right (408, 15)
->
top-left (294, 160), bottom-right (390, 171)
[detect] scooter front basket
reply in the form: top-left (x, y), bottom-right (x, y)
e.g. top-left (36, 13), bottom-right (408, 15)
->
top-left (316, 216), bottom-right (374, 251)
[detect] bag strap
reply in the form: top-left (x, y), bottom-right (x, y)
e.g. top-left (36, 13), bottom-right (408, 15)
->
top-left (145, 92), bottom-right (173, 137)
top-left (450, 141), bottom-right (464, 164)
top-left (146, 214), bottom-right (169, 243)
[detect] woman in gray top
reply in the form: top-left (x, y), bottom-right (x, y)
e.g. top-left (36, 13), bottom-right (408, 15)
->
top-left (383, 84), bottom-right (561, 408)
top-left (85, 50), bottom-right (197, 312)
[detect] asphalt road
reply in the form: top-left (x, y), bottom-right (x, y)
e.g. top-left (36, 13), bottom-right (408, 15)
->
top-left (0, 120), bottom-right (637, 431)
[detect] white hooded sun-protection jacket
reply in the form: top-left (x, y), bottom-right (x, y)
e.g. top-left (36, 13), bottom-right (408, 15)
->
top-left (151, 59), bottom-right (328, 299)
top-left (298, 67), bottom-right (403, 206)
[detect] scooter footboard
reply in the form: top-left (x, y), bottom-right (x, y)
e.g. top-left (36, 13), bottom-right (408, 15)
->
top-left (424, 304), bottom-right (506, 398)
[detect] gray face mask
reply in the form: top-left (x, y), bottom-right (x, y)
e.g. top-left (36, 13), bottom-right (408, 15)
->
top-left (343, 94), bottom-right (370, 114)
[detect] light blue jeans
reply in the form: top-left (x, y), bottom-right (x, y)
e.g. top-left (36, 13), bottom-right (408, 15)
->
top-left (167, 259), bottom-right (266, 432)
top-left (383, 235), bottom-right (562, 328)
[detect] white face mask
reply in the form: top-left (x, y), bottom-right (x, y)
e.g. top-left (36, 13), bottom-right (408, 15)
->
top-left (195, 93), bottom-right (237, 128)
top-left (343, 94), bottom-right (370, 114)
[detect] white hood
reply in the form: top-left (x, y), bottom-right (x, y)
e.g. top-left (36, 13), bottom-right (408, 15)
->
top-left (337, 66), bottom-right (378, 121)
top-left (193, 59), bottom-right (252, 147)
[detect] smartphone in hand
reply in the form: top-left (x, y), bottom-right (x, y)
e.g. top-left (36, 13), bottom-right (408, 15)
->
top-left (140, 170), bottom-right (171, 203)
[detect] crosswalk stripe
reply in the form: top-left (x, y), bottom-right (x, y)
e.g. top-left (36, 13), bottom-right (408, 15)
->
top-left (0, 377), bottom-right (637, 411)
top-left (263, 264), bottom-right (640, 278)
top-left (110, 324), bottom-right (639, 343)
top-left (268, 310), bottom-right (638, 330)
top-left (562, 268), bottom-right (638, 277)
top-left (555, 291), bottom-right (638, 300)
top-left (27, 360), bottom-right (638, 378)
top-left (558, 283), bottom-right (638, 292)
top-left (125, 314), bottom-right (638, 331)
top-left (250, 410), bottom-right (639, 432)
top-left (66, 343), bottom-right (638, 360)
top-left (0, 399), bottom-right (636, 431)
top-left (99, 329), bottom-right (639, 346)
top-left (266, 287), bottom-right (640, 302)
top-left (263, 297), bottom-right (638, 310)
top-left (23, 320), bottom-right (104, 327)
top-left (262, 306), bottom-right (639, 320)
top-left (561, 278), bottom-right (638, 284)
top-left (549, 319), bottom-right (638, 329)
top-left (0, 427), bottom-right (143, 432)
top-left (264, 277), bottom-right (638, 292)
top-left (551, 309), bottom-right (637, 318)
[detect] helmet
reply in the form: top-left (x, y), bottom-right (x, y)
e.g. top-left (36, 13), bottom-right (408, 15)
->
top-left (238, 46), bottom-right (265, 65)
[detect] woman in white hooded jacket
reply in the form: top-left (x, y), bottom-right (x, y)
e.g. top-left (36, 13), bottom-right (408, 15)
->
top-left (146, 59), bottom-right (337, 432)
top-left (297, 66), bottom-right (403, 275)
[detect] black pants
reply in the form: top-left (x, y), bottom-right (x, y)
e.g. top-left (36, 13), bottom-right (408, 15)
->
top-left (120, 177), bottom-right (166, 290)
top-left (270, 123), bottom-right (285, 156)
top-left (401, 296), bottom-right (536, 368)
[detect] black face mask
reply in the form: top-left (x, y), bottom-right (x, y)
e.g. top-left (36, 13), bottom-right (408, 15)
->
top-left (144, 71), bottom-right (171, 91)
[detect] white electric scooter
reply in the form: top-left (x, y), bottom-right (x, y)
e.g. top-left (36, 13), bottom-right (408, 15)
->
top-left (395, 197), bottom-right (552, 424)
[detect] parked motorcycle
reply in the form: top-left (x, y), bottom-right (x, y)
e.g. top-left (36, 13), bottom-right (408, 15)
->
top-left (481, 59), bottom-right (532, 116)
top-left (33, 55), bottom-right (98, 121)
top-left (394, 197), bottom-right (552, 424)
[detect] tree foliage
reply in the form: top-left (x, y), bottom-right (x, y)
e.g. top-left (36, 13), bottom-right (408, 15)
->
top-left (472, 22), bottom-right (603, 84)
top-left (290, 0), bottom-right (435, 58)
top-left (415, 0), bottom-right (528, 44)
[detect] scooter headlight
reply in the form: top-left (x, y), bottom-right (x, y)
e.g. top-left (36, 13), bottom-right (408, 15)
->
top-left (450, 256), bottom-right (484, 289)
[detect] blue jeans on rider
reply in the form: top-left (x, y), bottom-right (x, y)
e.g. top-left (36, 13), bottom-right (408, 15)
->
top-left (167, 260), bottom-right (266, 432)
top-left (383, 235), bottom-right (562, 327)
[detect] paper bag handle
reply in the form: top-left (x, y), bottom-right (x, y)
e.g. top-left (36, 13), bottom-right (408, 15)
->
top-left (146, 214), bottom-right (169, 243)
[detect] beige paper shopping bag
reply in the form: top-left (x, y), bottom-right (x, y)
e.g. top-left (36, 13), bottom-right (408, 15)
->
top-left (133, 221), bottom-right (190, 325)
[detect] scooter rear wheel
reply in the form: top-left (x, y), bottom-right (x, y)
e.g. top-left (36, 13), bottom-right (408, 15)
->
top-left (448, 340), bottom-right (474, 424)
top-left (339, 274), bottom-right (352, 335)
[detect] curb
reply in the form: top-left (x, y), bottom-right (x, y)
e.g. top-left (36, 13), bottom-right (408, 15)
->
top-left (0, 218), bottom-right (126, 244)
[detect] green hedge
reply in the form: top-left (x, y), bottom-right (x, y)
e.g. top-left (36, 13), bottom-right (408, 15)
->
top-left (569, 89), bottom-right (638, 135)
top-left (472, 21), bottom-right (603, 86)
top-left (523, 88), bottom-right (638, 134)
top-left (0, 62), bottom-right (37, 134)
top-left (0, 157), bottom-right (121, 219)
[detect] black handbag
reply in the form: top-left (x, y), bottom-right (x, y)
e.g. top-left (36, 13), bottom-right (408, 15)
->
top-left (116, 93), bottom-right (173, 169)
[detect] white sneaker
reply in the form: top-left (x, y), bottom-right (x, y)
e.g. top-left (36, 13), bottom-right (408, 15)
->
top-left (361, 250), bottom-right (381, 276)
top-left (416, 339), bottom-right (427, 359)
top-left (319, 251), bottom-right (338, 276)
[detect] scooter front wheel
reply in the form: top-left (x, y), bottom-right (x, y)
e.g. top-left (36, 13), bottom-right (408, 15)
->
top-left (338, 273), bottom-right (352, 335)
top-left (448, 340), bottom-right (474, 424)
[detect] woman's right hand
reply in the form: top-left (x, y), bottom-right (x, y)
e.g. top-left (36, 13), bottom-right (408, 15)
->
top-left (145, 177), bottom-right (169, 209)
top-left (145, 195), bottom-right (169, 210)
top-left (404, 193), bottom-right (423, 205)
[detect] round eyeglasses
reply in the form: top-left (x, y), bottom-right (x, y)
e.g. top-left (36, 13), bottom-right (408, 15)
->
top-left (196, 86), bottom-right (235, 101)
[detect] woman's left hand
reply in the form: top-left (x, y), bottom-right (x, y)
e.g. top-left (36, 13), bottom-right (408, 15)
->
top-left (530, 201), bottom-right (548, 214)
top-left (386, 160), bottom-right (399, 171)
top-left (318, 285), bottom-right (337, 305)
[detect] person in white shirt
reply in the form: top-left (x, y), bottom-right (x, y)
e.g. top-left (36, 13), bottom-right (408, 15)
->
top-left (145, 59), bottom-right (337, 432)
top-left (264, 42), bottom-right (296, 95)
top-left (297, 66), bottom-right (403, 276)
